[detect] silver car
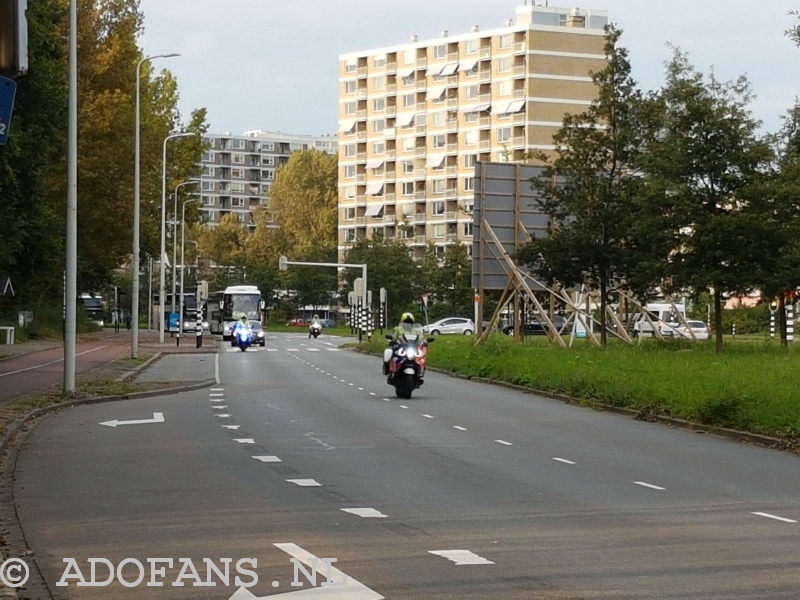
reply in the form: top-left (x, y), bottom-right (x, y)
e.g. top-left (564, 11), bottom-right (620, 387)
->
top-left (423, 317), bottom-right (475, 336)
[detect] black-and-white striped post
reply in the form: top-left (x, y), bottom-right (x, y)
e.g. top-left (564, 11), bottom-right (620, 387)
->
top-left (787, 303), bottom-right (795, 343)
top-left (769, 301), bottom-right (778, 340)
top-left (196, 286), bottom-right (203, 348)
top-left (732, 323), bottom-right (736, 338)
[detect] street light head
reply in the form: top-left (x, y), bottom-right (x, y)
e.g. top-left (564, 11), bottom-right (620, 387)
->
top-left (162, 53), bottom-right (181, 59)
top-left (279, 256), bottom-right (288, 272)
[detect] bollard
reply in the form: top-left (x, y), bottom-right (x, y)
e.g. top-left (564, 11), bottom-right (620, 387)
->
top-left (196, 306), bottom-right (203, 349)
top-left (788, 304), bottom-right (795, 343)
top-left (770, 313), bottom-right (775, 339)
top-left (732, 323), bottom-right (736, 338)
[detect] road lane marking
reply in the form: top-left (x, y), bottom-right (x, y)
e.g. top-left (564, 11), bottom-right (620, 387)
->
top-left (358, 387), bottom-right (364, 391)
top-left (383, 398), bottom-right (390, 402)
top-left (287, 349), bottom-right (299, 352)
top-left (308, 348), bottom-right (320, 352)
top-left (215, 354), bottom-right (220, 383)
top-left (210, 399), bottom-right (225, 403)
top-left (99, 412), bottom-right (164, 428)
top-left (633, 481), bottom-right (665, 491)
top-left (253, 456), bottom-right (282, 463)
top-left (369, 392), bottom-right (376, 396)
top-left (454, 426), bottom-right (467, 431)
top-left (400, 405), bottom-right (409, 409)
top-left (215, 414), bottom-right (230, 418)
top-left (422, 414), bottom-right (433, 419)
top-left (753, 512), bottom-right (797, 523)
top-left (341, 508), bottom-right (387, 518)
top-left (1, 346), bottom-right (108, 378)
top-left (348, 383), bottom-right (354, 386)
top-left (222, 426), bottom-right (241, 430)
top-left (212, 405), bottom-right (228, 409)
top-left (553, 458), bottom-right (576, 465)
top-left (286, 479), bottom-right (321, 487)
top-left (495, 440), bottom-right (513, 446)
top-left (429, 550), bottom-right (494, 566)
top-left (267, 348), bottom-right (278, 352)
top-left (211, 388), bottom-right (224, 392)
top-left (210, 393), bottom-right (225, 397)
top-left (234, 439), bottom-right (255, 444)
top-left (327, 348), bottom-right (341, 352)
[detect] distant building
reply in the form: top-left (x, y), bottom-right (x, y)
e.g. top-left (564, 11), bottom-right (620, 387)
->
top-left (199, 131), bottom-right (337, 230)
top-left (337, 3), bottom-right (608, 259)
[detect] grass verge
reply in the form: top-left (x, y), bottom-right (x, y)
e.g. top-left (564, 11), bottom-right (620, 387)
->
top-left (359, 334), bottom-right (800, 442)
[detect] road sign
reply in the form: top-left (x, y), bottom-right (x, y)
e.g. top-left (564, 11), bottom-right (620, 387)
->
top-left (279, 256), bottom-right (288, 271)
top-left (0, 76), bottom-right (18, 145)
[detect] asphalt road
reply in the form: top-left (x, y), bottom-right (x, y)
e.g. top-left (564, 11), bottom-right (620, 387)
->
top-left (11, 333), bottom-right (800, 599)
top-left (0, 339), bottom-right (128, 404)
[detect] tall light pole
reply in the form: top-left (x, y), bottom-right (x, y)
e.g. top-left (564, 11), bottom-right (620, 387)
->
top-left (159, 132), bottom-right (196, 344)
top-left (180, 198), bottom-right (200, 333)
top-left (132, 52), bottom-right (179, 359)
top-left (64, 0), bottom-right (78, 395)
top-left (172, 180), bottom-right (199, 317)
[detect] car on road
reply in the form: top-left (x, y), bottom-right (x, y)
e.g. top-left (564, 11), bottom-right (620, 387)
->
top-left (422, 317), bottom-right (475, 336)
top-left (673, 320), bottom-right (711, 341)
top-left (503, 315), bottom-right (571, 336)
top-left (320, 318), bottom-right (337, 328)
top-left (286, 319), bottom-right (308, 327)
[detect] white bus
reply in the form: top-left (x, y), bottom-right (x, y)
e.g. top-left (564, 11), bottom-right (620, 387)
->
top-left (207, 285), bottom-right (264, 339)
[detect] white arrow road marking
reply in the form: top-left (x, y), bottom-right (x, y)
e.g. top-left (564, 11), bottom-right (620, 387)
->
top-left (553, 458), bottom-right (576, 465)
top-left (753, 512), bottom-right (797, 523)
top-left (495, 440), bottom-right (513, 446)
top-left (234, 439), bottom-right (255, 444)
top-left (429, 550), bottom-right (494, 566)
top-left (454, 426), bottom-right (467, 431)
top-left (252, 456), bottom-right (281, 463)
top-left (99, 413), bottom-right (164, 428)
top-left (228, 542), bottom-right (384, 599)
top-left (341, 508), bottom-right (387, 518)
top-left (633, 481), bottom-right (665, 491)
top-left (287, 479), bottom-right (321, 487)
top-left (222, 426), bottom-right (241, 430)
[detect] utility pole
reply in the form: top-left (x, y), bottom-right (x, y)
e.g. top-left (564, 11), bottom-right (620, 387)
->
top-left (63, 0), bottom-right (78, 395)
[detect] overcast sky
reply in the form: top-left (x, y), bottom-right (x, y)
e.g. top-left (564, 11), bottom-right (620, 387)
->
top-left (138, 0), bottom-right (800, 136)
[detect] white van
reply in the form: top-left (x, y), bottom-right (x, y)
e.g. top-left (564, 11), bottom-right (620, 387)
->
top-left (632, 302), bottom-right (687, 338)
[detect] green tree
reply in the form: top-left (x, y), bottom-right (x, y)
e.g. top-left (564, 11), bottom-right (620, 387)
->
top-left (436, 244), bottom-right (472, 317)
top-left (638, 48), bottom-right (772, 353)
top-left (787, 10), bottom-right (800, 47)
top-left (516, 26), bottom-right (645, 348)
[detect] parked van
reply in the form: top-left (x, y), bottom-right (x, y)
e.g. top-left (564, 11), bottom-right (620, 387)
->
top-left (632, 302), bottom-right (687, 338)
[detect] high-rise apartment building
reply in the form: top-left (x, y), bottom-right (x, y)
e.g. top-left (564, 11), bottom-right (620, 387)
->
top-left (337, 4), bottom-right (608, 258)
top-left (199, 130), bottom-right (337, 229)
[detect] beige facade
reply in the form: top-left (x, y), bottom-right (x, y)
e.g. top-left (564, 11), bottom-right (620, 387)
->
top-left (337, 4), bottom-right (608, 259)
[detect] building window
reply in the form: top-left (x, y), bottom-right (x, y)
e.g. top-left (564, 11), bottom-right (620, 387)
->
top-left (402, 182), bottom-right (414, 196)
top-left (498, 57), bottom-right (512, 73)
top-left (262, 142), bottom-right (274, 152)
top-left (262, 183), bottom-right (272, 195)
top-left (344, 207), bottom-right (356, 221)
top-left (202, 166), bottom-right (215, 177)
top-left (464, 154), bottom-right (477, 168)
top-left (373, 75), bottom-right (386, 91)
top-left (204, 137), bottom-right (216, 148)
top-left (464, 176), bottom-right (475, 191)
top-left (434, 245), bottom-right (445, 258)
top-left (465, 244), bottom-right (473, 258)
top-left (344, 144), bottom-right (356, 158)
top-left (233, 154), bottom-right (245, 164)
top-left (231, 183), bottom-right (245, 193)
top-left (463, 200), bottom-right (474, 214)
top-left (432, 134), bottom-right (446, 149)
top-left (433, 224), bottom-right (446, 238)
top-left (345, 101), bottom-right (357, 115)
top-left (373, 119), bottom-right (385, 133)
top-left (498, 80), bottom-right (512, 96)
top-left (404, 49), bottom-right (416, 64)
top-left (344, 229), bottom-right (356, 242)
top-left (262, 155), bottom-right (275, 166)
top-left (432, 200), bottom-right (445, 215)
top-left (345, 186), bottom-right (356, 199)
top-left (402, 138), bottom-right (415, 152)
top-left (466, 39), bottom-right (479, 54)
top-left (432, 112), bottom-right (444, 127)
top-left (345, 81), bottom-right (357, 94)
top-left (465, 85), bottom-right (479, 100)
top-left (465, 131), bottom-right (478, 146)
top-left (402, 74), bottom-right (415, 86)
top-left (499, 34), bottom-right (512, 50)
top-left (374, 56), bottom-right (386, 69)
top-left (262, 170), bottom-right (275, 181)
top-left (373, 98), bottom-right (385, 112)
top-left (373, 142), bottom-right (385, 155)
top-left (344, 165), bottom-right (356, 178)
top-left (402, 94), bottom-right (415, 108)
top-left (432, 180), bottom-right (445, 195)
top-left (463, 222), bottom-right (474, 237)
top-left (201, 181), bottom-right (215, 191)
top-left (231, 197), bottom-right (245, 208)
top-left (201, 196), bottom-right (214, 206)
top-left (433, 45), bottom-right (447, 60)
top-left (232, 168), bottom-right (245, 179)
top-left (497, 127), bottom-right (512, 143)
top-left (345, 61), bottom-right (357, 73)
top-left (232, 139), bottom-right (245, 150)
top-left (402, 161), bottom-right (414, 174)
top-left (464, 112), bottom-right (478, 123)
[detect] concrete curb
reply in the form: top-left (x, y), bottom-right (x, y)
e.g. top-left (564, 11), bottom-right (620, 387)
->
top-left (115, 352), bottom-right (163, 382)
top-left (352, 347), bottom-right (790, 451)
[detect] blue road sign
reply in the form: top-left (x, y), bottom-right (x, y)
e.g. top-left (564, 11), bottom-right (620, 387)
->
top-left (0, 77), bottom-right (18, 145)
top-left (168, 312), bottom-right (180, 332)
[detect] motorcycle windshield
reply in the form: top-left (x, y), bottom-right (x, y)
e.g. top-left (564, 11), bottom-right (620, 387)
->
top-left (399, 326), bottom-right (424, 345)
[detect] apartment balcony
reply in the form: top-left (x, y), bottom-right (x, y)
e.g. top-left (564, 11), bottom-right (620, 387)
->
top-left (445, 211), bottom-right (458, 221)
top-left (386, 106), bottom-right (397, 116)
top-left (447, 52), bottom-right (458, 61)
top-left (357, 66), bottom-right (367, 77)
top-left (386, 84), bottom-right (397, 94)
top-left (416, 57), bottom-right (427, 68)
top-left (356, 152), bottom-right (366, 162)
top-left (479, 116), bottom-right (491, 128)
top-left (357, 89), bottom-right (367, 99)
top-left (356, 174), bottom-right (366, 184)
top-left (384, 192), bottom-right (396, 202)
top-left (513, 42), bottom-right (526, 54)
top-left (446, 233), bottom-right (458, 243)
top-left (512, 89), bottom-right (525, 99)
top-left (386, 149), bottom-right (396, 159)
top-left (513, 112), bottom-right (526, 124)
top-left (386, 62), bottom-right (397, 73)
top-left (478, 93), bottom-right (491, 103)
top-left (416, 80), bottom-right (427, 90)
top-left (356, 131), bottom-right (367, 142)
top-left (445, 189), bottom-right (458, 199)
top-left (478, 70), bottom-right (492, 84)
top-left (446, 165), bottom-right (457, 176)
top-left (355, 216), bottom-right (366, 225)
top-left (446, 119), bottom-right (458, 132)
top-left (479, 47), bottom-right (491, 59)
top-left (356, 109), bottom-right (367, 119)
top-left (446, 97), bottom-right (458, 109)
top-left (513, 64), bottom-right (526, 77)
top-left (446, 143), bottom-right (458, 154)
top-left (479, 140), bottom-right (491, 150)
top-left (414, 168), bottom-right (426, 179)
top-left (415, 146), bottom-right (427, 157)
top-left (414, 235), bottom-right (427, 245)
top-left (416, 124), bottom-right (427, 135)
top-left (384, 127), bottom-right (396, 139)
top-left (355, 195), bottom-right (366, 205)
top-left (511, 136), bottom-right (525, 148)
top-left (384, 214), bottom-right (395, 224)
top-left (412, 191), bottom-right (426, 202)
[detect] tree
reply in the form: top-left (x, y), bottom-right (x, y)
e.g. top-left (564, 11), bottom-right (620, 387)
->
top-left (787, 10), bottom-right (800, 47)
top-left (516, 26), bottom-right (645, 348)
top-left (435, 244), bottom-right (473, 317)
top-left (269, 150), bottom-right (338, 258)
top-left (638, 48), bottom-right (772, 353)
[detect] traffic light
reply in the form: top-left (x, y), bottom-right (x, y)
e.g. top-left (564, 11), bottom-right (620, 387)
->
top-left (0, 0), bottom-right (28, 77)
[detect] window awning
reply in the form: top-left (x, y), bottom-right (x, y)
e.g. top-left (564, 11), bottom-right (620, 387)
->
top-left (428, 86), bottom-right (447, 101)
top-left (397, 67), bottom-right (415, 78)
top-left (506, 99), bottom-right (526, 113)
top-left (338, 120), bottom-right (357, 133)
top-left (460, 102), bottom-right (490, 114)
top-left (366, 182), bottom-right (385, 196)
top-left (439, 62), bottom-right (459, 77)
top-left (459, 58), bottom-right (479, 72)
top-left (491, 101), bottom-right (511, 114)
top-left (428, 63), bottom-right (446, 77)
top-left (365, 204), bottom-right (385, 217)
top-left (426, 154), bottom-right (446, 168)
top-left (397, 112), bottom-right (416, 127)
top-left (366, 159), bottom-right (385, 170)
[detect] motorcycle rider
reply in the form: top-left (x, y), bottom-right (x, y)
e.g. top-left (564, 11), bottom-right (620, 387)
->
top-left (309, 314), bottom-right (322, 339)
top-left (383, 312), bottom-right (421, 375)
top-left (232, 315), bottom-right (250, 342)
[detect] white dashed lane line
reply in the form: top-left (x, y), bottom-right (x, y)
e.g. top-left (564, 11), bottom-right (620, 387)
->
top-left (553, 458), bottom-right (576, 465)
top-left (454, 426), bottom-right (467, 431)
top-left (400, 405), bottom-right (409, 409)
top-left (752, 512), bottom-right (797, 523)
top-left (429, 550), bottom-right (495, 566)
top-left (211, 388), bottom-right (224, 392)
top-left (233, 439), bottom-right (255, 444)
top-left (209, 393), bottom-right (224, 397)
top-left (422, 414), bottom-right (434, 419)
top-left (633, 481), bottom-right (665, 491)
top-left (495, 440), bottom-right (513, 446)
top-left (212, 406), bottom-right (228, 410)
top-left (287, 479), bottom-right (321, 487)
top-left (216, 414), bottom-right (231, 418)
top-left (369, 392), bottom-right (376, 396)
top-left (340, 508), bottom-right (387, 518)
top-left (210, 399), bottom-right (225, 403)
top-left (222, 425), bottom-right (241, 430)
top-left (253, 456), bottom-right (282, 463)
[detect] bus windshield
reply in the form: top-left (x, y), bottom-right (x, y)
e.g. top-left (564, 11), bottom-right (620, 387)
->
top-left (226, 294), bottom-right (261, 321)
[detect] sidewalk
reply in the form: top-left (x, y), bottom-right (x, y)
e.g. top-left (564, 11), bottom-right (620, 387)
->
top-left (134, 353), bottom-right (217, 385)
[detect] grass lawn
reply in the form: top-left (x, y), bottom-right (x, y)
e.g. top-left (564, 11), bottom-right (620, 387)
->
top-left (360, 334), bottom-right (800, 440)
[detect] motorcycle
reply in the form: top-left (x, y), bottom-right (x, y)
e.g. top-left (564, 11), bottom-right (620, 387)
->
top-left (309, 322), bottom-right (322, 339)
top-left (232, 327), bottom-right (253, 352)
top-left (385, 333), bottom-right (434, 399)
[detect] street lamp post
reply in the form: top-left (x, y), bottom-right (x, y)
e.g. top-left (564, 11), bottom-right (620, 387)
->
top-left (180, 197), bottom-right (200, 334)
top-left (64, 0), bottom-right (78, 394)
top-left (159, 132), bottom-right (196, 344)
top-left (172, 180), bottom-right (199, 320)
top-left (132, 52), bottom-right (179, 359)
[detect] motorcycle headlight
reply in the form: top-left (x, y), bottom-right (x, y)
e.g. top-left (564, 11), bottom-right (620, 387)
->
top-left (396, 348), bottom-right (406, 357)
top-left (405, 347), bottom-right (417, 359)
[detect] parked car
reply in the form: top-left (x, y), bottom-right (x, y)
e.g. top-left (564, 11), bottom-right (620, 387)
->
top-left (286, 319), bottom-right (308, 327)
top-left (673, 320), bottom-right (711, 341)
top-left (320, 318), bottom-right (337, 329)
top-left (422, 317), bottom-right (475, 336)
top-left (502, 315), bottom-right (571, 336)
